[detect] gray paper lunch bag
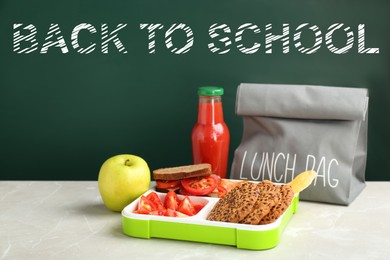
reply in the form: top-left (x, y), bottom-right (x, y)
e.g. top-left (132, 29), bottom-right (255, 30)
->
top-left (230, 83), bottom-right (369, 205)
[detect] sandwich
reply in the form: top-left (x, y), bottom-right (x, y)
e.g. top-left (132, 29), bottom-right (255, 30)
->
top-left (153, 163), bottom-right (217, 196)
top-left (153, 163), bottom-right (240, 197)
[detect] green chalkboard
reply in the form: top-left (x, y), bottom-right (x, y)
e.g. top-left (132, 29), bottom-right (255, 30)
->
top-left (0, 0), bottom-right (389, 180)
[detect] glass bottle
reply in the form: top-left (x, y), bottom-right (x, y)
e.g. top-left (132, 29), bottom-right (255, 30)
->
top-left (191, 86), bottom-right (230, 178)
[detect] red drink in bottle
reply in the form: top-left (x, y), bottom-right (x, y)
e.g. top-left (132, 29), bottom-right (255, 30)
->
top-left (192, 86), bottom-right (230, 178)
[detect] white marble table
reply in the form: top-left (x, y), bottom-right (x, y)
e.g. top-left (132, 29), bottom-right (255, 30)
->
top-left (0, 181), bottom-right (389, 259)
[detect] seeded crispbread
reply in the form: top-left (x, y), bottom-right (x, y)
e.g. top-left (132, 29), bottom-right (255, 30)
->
top-left (239, 180), bottom-right (279, 225)
top-left (207, 180), bottom-right (295, 225)
top-left (259, 184), bottom-right (294, 225)
top-left (207, 181), bottom-right (260, 223)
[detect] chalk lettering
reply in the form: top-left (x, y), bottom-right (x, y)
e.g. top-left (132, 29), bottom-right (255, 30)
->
top-left (101, 23), bottom-right (127, 54)
top-left (358, 24), bottom-right (380, 54)
top-left (13, 23), bottom-right (127, 54)
top-left (140, 23), bottom-right (164, 54)
top-left (265, 23), bottom-right (289, 54)
top-left (208, 23), bottom-right (232, 54)
top-left (294, 23), bottom-right (322, 54)
top-left (235, 23), bottom-right (261, 54)
top-left (12, 23), bottom-right (379, 55)
top-left (13, 24), bottom-right (38, 54)
top-left (165, 23), bottom-right (194, 54)
top-left (325, 23), bottom-right (354, 54)
top-left (40, 23), bottom-right (69, 54)
top-left (71, 23), bottom-right (97, 54)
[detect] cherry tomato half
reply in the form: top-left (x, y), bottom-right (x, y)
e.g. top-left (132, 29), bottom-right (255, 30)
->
top-left (181, 176), bottom-right (218, 196)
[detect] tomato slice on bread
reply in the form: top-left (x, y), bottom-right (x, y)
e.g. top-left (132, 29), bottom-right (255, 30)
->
top-left (181, 176), bottom-right (218, 196)
top-left (156, 180), bottom-right (181, 190)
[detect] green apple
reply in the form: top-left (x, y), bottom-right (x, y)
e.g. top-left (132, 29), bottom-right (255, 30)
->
top-left (98, 154), bottom-right (151, 212)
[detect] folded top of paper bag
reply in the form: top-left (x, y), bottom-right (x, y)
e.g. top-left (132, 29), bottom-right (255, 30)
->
top-left (236, 83), bottom-right (369, 121)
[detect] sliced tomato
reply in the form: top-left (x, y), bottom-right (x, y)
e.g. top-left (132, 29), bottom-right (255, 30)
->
top-left (192, 202), bottom-right (206, 213)
top-left (163, 190), bottom-right (180, 210)
top-left (219, 179), bottom-right (240, 193)
top-left (156, 180), bottom-right (181, 190)
top-left (177, 196), bottom-right (196, 216)
top-left (179, 186), bottom-right (191, 196)
top-left (175, 211), bottom-right (190, 218)
top-left (137, 195), bottom-right (157, 214)
top-left (149, 210), bottom-right (166, 216)
top-left (146, 192), bottom-right (165, 211)
top-left (164, 208), bottom-right (177, 217)
top-left (181, 176), bottom-right (218, 196)
top-left (146, 191), bottom-right (160, 202)
top-left (217, 184), bottom-right (227, 198)
top-left (164, 208), bottom-right (189, 218)
top-left (210, 174), bottom-right (222, 184)
top-left (134, 190), bottom-right (205, 217)
top-left (133, 208), bottom-right (150, 215)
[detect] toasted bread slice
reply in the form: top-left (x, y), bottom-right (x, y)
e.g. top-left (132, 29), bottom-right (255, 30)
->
top-left (153, 163), bottom-right (212, 181)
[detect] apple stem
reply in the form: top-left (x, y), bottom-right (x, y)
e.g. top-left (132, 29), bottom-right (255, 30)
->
top-left (125, 159), bottom-right (131, 166)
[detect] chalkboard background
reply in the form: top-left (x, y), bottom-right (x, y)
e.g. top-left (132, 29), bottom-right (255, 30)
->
top-left (1, 0), bottom-right (389, 180)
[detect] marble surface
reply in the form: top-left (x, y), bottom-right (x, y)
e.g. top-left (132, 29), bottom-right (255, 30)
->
top-left (0, 181), bottom-right (389, 260)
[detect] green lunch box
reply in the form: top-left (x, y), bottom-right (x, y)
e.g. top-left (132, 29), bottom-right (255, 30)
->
top-left (122, 188), bottom-right (299, 250)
